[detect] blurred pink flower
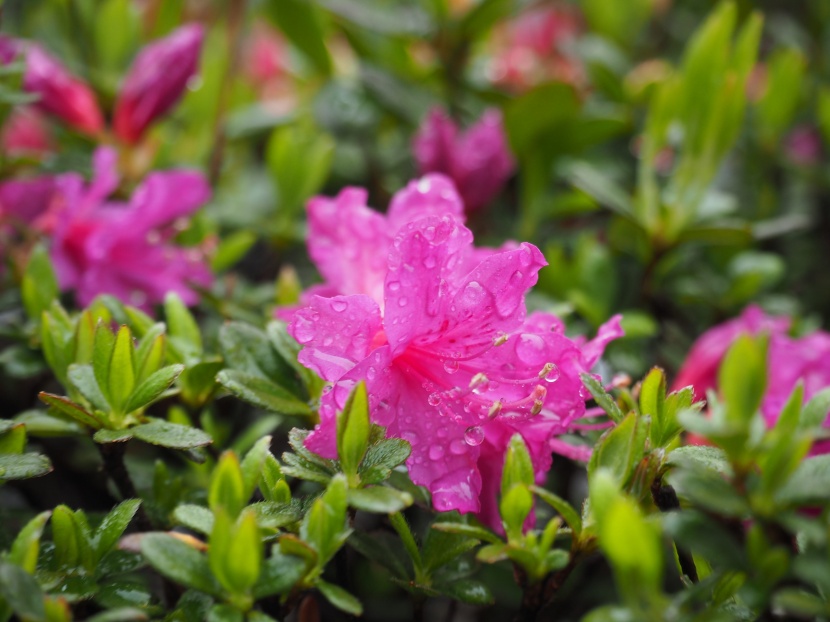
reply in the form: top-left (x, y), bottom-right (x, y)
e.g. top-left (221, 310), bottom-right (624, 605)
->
top-left (413, 108), bottom-right (515, 212)
top-left (488, 4), bottom-right (584, 92)
top-left (114, 24), bottom-right (204, 144)
top-left (0, 107), bottom-right (53, 157)
top-left (0, 37), bottom-right (103, 136)
top-left (50, 147), bottom-right (212, 310)
top-left (673, 306), bottom-right (830, 449)
top-left (784, 126), bottom-right (822, 167)
top-left (0, 176), bottom-right (61, 234)
top-left (245, 22), bottom-right (287, 85)
top-left (289, 212), bottom-right (622, 526)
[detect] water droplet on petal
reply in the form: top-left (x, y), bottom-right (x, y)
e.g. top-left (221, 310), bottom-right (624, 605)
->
top-left (388, 281), bottom-right (401, 292)
top-left (464, 426), bottom-right (485, 446)
top-left (429, 445), bottom-right (445, 460)
top-left (443, 359), bottom-right (460, 374)
top-left (398, 297), bottom-right (408, 307)
top-left (423, 255), bottom-right (437, 269)
top-left (367, 367), bottom-right (376, 380)
top-left (544, 363), bottom-right (560, 383)
top-left (428, 393), bottom-right (442, 407)
top-left (331, 299), bottom-right (348, 313)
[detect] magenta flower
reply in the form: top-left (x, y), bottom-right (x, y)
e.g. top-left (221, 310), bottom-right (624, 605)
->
top-left (0, 38), bottom-right (103, 136)
top-left (114, 24), bottom-right (204, 144)
top-left (0, 107), bottom-right (53, 157)
top-left (784, 125), bottom-right (821, 167)
top-left (50, 147), bottom-right (212, 310)
top-left (413, 108), bottom-right (515, 212)
top-left (289, 212), bottom-right (622, 526)
top-left (0, 176), bottom-right (61, 234)
top-left (673, 306), bottom-right (830, 450)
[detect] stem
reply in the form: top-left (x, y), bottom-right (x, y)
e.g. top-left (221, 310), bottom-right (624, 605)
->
top-left (97, 441), bottom-right (153, 532)
top-left (651, 478), bottom-right (698, 582)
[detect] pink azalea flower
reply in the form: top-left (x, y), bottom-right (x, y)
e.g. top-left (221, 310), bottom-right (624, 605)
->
top-left (114, 24), bottom-right (204, 144)
top-left (413, 108), bottom-right (515, 212)
top-left (0, 37), bottom-right (103, 136)
top-left (0, 176), bottom-right (61, 234)
top-left (784, 125), bottom-right (822, 167)
top-left (50, 147), bottom-right (212, 310)
top-left (289, 213), bottom-right (622, 526)
top-left (673, 306), bottom-right (830, 451)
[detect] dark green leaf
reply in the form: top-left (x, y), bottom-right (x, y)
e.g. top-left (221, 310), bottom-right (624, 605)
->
top-left (140, 533), bottom-right (221, 596)
top-left (0, 453), bottom-right (52, 480)
top-left (0, 561), bottom-right (45, 620)
top-left (95, 500), bottom-right (141, 559)
top-left (131, 419), bottom-right (212, 450)
top-left (347, 487), bottom-right (413, 513)
top-left (437, 579), bottom-right (494, 605)
top-left (217, 370), bottom-right (311, 416)
top-left (317, 579), bottom-right (363, 615)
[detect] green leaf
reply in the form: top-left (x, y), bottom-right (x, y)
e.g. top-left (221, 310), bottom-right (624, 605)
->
top-left (124, 364), bottom-right (184, 413)
top-left (457, 0), bottom-right (511, 39)
top-left (437, 579), bottom-right (494, 605)
top-left (666, 445), bottom-right (732, 476)
top-left (250, 501), bottom-right (302, 530)
top-left (8, 511), bottom-right (51, 573)
top-left (265, 0), bottom-right (331, 75)
top-left (775, 455), bottom-right (830, 506)
top-left (337, 382), bottom-right (370, 484)
top-left (174, 504), bottom-right (214, 535)
top-left (211, 230), bottom-right (257, 272)
top-left (0, 453), bottom-right (52, 480)
top-left (317, 580), bottom-right (363, 616)
top-left (141, 533), bottom-right (221, 596)
top-left (800, 387), bottom-right (830, 431)
top-left (92, 323), bottom-right (116, 405)
top-left (639, 367), bottom-right (666, 445)
top-left (108, 325), bottom-right (137, 412)
top-left (347, 531), bottom-right (410, 580)
top-left (209, 508), bottom-right (261, 595)
top-left (0, 560), bottom-right (45, 620)
top-left (95, 499), bottom-right (141, 560)
top-left (241, 436), bottom-right (273, 500)
top-left (347, 487), bottom-right (413, 513)
top-left (259, 454), bottom-right (289, 503)
top-left (588, 411), bottom-right (648, 484)
top-left (500, 483), bottom-right (533, 542)
top-left (21, 245), bottom-right (58, 322)
top-left (389, 511), bottom-right (422, 570)
top-left (301, 474), bottom-right (349, 564)
top-left (135, 326), bottom-right (166, 383)
top-left (209, 451), bottom-right (247, 517)
top-left (359, 437), bottom-right (411, 484)
top-left (252, 549), bottom-right (306, 598)
top-left (93, 428), bottom-right (134, 444)
top-left (530, 486), bottom-right (583, 536)
top-left (422, 524), bottom-right (480, 574)
top-left (431, 522), bottom-right (501, 545)
top-left (131, 419), bottom-right (212, 450)
top-left (719, 335), bottom-right (767, 428)
top-left (501, 434), bottom-right (535, 496)
top-left (580, 372), bottom-right (625, 423)
top-left (564, 162), bottom-right (637, 222)
top-left (179, 359), bottom-right (223, 407)
top-left (266, 123), bottom-right (334, 215)
top-left (164, 293), bottom-right (203, 361)
top-left (51, 505), bottom-right (81, 569)
top-left (217, 370), bottom-right (311, 416)
top-left (68, 363), bottom-right (111, 413)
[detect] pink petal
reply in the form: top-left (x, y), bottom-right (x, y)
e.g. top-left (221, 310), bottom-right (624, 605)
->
top-left (307, 187), bottom-right (389, 303)
top-left (386, 174), bottom-right (465, 230)
top-left (289, 295), bottom-right (382, 382)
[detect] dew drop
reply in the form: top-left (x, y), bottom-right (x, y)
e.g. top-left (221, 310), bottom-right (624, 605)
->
top-left (443, 359), bottom-right (460, 374)
top-left (428, 393), bottom-right (442, 407)
top-left (331, 299), bottom-right (348, 313)
top-left (367, 367), bottom-right (377, 381)
top-left (423, 255), bottom-right (437, 269)
top-left (429, 445), bottom-right (445, 460)
top-left (544, 363), bottom-right (560, 383)
top-left (464, 426), bottom-right (485, 446)
top-left (398, 297), bottom-right (408, 307)
top-left (388, 281), bottom-right (401, 292)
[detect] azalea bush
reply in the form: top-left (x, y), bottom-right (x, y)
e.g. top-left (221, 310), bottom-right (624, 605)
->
top-left (1, 1), bottom-right (830, 621)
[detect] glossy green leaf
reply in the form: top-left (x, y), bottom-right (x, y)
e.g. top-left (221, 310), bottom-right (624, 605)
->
top-left (141, 533), bottom-right (221, 596)
top-left (131, 419), bottom-right (212, 450)
top-left (317, 579), bottom-right (363, 616)
top-left (347, 486), bottom-right (413, 513)
top-left (123, 364), bottom-right (184, 413)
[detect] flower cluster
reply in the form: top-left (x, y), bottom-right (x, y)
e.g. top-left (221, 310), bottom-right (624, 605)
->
top-left (0, 24), bottom-right (202, 143)
top-left (673, 305), bottom-right (830, 443)
top-left (289, 176), bottom-right (622, 527)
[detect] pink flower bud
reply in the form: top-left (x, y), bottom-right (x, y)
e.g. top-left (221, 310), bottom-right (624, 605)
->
top-left (113, 24), bottom-right (204, 144)
top-left (0, 37), bottom-right (103, 136)
top-left (0, 107), bottom-right (53, 156)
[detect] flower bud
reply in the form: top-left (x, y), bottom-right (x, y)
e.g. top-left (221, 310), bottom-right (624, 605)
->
top-left (113, 24), bottom-right (204, 144)
top-left (0, 37), bottom-right (104, 136)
